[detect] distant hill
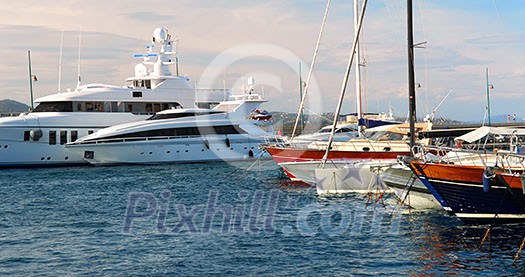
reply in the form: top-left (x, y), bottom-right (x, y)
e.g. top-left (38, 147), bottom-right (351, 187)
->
top-left (0, 99), bottom-right (30, 113)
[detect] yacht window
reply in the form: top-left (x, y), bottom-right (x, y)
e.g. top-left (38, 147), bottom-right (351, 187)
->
top-left (60, 131), bottom-right (67, 144)
top-left (71, 130), bottom-right (78, 142)
top-left (94, 102), bottom-right (104, 112)
top-left (145, 80), bottom-right (151, 89)
top-left (97, 124), bottom-right (246, 141)
top-left (88, 130), bottom-right (94, 135)
top-left (86, 102), bottom-right (94, 111)
top-left (337, 127), bottom-right (357, 133)
top-left (153, 103), bottom-right (161, 112)
top-left (369, 131), bottom-right (404, 141)
top-left (132, 91), bottom-right (143, 98)
top-left (169, 102), bottom-right (182, 109)
top-left (162, 103), bottom-right (169, 110)
top-left (49, 131), bottom-right (56, 145)
top-left (77, 103), bottom-right (83, 111)
top-left (126, 104), bottom-right (133, 112)
top-left (214, 125), bottom-right (246, 135)
top-left (33, 102), bottom-right (73, 112)
top-left (110, 102), bottom-right (118, 112)
top-left (145, 104), bottom-right (153, 113)
top-left (24, 131), bottom-right (30, 141)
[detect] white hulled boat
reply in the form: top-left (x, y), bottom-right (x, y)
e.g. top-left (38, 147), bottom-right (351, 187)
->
top-left (65, 93), bottom-right (273, 165)
top-left (0, 27), bottom-right (227, 167)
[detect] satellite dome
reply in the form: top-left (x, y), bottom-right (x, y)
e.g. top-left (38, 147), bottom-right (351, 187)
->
top-left (153, 27), bottom-right (168, 42)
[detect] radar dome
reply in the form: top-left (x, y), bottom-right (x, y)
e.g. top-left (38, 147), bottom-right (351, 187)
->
top-left (153, 27), bottom-right (168, 42)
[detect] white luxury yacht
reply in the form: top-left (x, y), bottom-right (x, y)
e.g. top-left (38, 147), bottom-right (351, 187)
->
top-left (65, 93), bottom-right (273, 165)
top-left (0, 27), bottom-right (228, 167)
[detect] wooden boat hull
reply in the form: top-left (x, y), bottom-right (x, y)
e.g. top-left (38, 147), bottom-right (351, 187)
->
top-left (408, 161), bottom-right (525, 223)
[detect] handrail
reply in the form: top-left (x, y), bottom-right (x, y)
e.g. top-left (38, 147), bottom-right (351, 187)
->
top-left (70, 133), bottom-right (265, 146)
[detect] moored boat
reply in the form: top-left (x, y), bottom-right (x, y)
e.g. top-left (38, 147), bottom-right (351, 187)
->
top-left (405, 128), bottom-right (525, 223)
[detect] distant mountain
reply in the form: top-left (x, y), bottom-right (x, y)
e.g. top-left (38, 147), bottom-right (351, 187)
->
top-left (0, 99), bottom-right (30, 113)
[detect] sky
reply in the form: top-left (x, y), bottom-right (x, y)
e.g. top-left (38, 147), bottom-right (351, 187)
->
top-left (0, 0), bottom-right (524, 122)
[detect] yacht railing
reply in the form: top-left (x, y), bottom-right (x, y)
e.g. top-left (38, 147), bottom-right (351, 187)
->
top-left (69, 134), bottom-right (268, 145)
top-left (410, 144), bottom-right (522, 167)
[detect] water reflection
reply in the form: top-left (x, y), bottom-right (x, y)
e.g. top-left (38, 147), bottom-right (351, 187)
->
top-left (406, 214), bottom-right (525, 275)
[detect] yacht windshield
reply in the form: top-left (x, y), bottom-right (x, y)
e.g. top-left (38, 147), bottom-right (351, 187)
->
top-left (318, 128), bottom-right (332, 133)
top-left (33, 102), bottom-right (73, 112)
top-left (146, 110), bottom-right (225, 120)
top-left (368, 131), bottom-right (405, 141)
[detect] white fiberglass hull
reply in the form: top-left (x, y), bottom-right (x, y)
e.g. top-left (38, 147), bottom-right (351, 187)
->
top-left (0, 113), bottom-right (147, 167)
top-left (314, 160), bottom-right (392, 194)
top-left (278, 161), bottom-right (342, 185)
top-left (0, 139), bottom-right (85, 167)
top-left (379, 165), bottom-right (440, 209)
top-left (67, 136), bottom-right (269, 165)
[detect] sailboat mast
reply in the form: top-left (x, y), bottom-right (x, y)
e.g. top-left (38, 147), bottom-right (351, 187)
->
top-left (407, 0), bottom-right (416, 156)
top-left (290, 0), bottom-right (332, 140)
top-left (321, 0), bottom-right (368, 166)
top-left (355, 0), bottom-right (363, 136)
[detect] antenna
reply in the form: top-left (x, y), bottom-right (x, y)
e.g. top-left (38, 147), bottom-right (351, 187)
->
top-left (58, 30), bottom-right (64, 92)
top-left (175, 37), bottom-right (180, 76)
top-left (28, 50), bottom-right (34, 110)
top-left (76, 28), bottom-right (82, 90)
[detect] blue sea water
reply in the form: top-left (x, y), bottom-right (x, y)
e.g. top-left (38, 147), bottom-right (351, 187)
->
top-left (1, 160), bottom-right (525, 276)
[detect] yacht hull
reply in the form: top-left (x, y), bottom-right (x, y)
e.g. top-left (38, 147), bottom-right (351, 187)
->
top-left (0, 139), bottom-right (86, 167)
top-left (0, 113), bottom-right (147, 167)
top-left (67, 136), bottom-right (268, 165)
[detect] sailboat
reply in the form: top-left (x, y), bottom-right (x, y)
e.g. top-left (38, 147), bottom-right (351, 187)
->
top-left (266, 0), bottom-right (435, 195)
top-left (405, 127), bottom-right (525, 223)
